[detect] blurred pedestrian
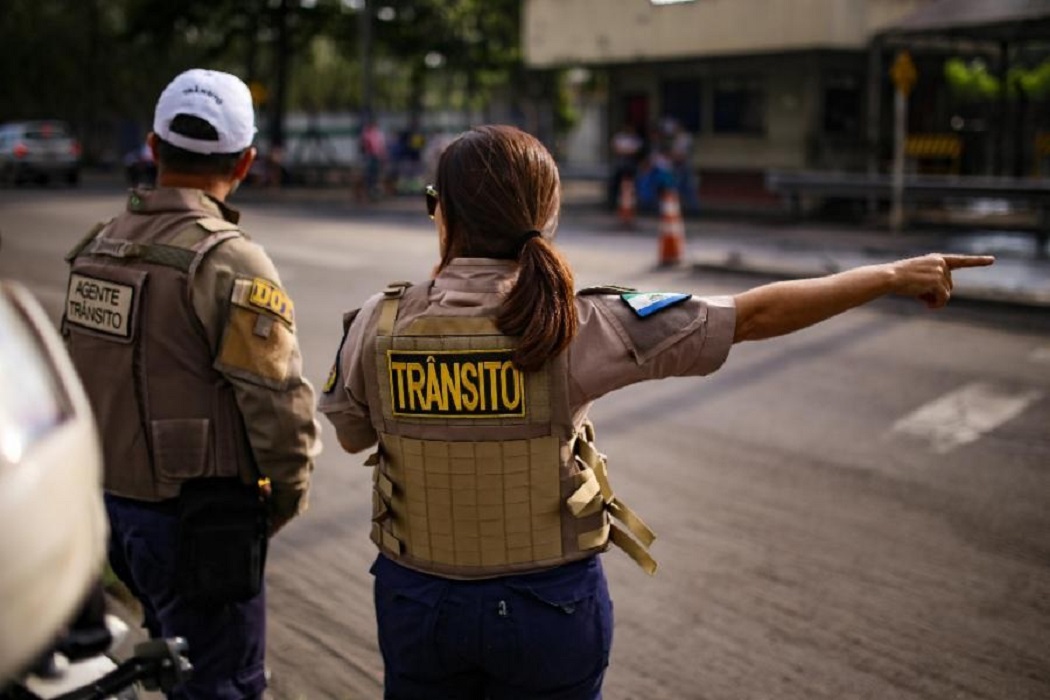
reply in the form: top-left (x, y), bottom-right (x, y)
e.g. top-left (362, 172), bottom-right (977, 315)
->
top-left (361, 118), bottom-right (388, 200)
top-left (666, 118), bottom-right (700, 214)
top-left (393, 121), bottom-right (425, 194)
top-left (608, 121), bottom-right (643, 210)
top-left (318, 124), bottom-right (994, 700)
top-left (62, 68), bottom-right (319, 700)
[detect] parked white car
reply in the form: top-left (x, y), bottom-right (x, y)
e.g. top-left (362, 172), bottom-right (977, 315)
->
top-left (0, 121), bottom-right (81, 186)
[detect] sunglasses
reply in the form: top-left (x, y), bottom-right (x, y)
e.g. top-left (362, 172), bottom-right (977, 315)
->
top-left (425, 184), bottom-right (439, 219)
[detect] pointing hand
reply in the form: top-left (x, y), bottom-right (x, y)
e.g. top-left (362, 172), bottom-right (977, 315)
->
top-left (890, 254), bottom-right (996, 309)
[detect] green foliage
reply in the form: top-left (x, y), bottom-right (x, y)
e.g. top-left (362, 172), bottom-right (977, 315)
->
top-left (0, 0), bottom-right (537, 156)
top-left (945, 57), bottom-right (1050, 101)
top-left (944, 58), bottom-right (1000, 100)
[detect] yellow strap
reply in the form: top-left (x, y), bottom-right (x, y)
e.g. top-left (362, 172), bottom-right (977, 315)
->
top-left (589, 455), bottom-right (615, 503)
top-left (400, 317), bottom-right (501, 336)
top-left (372, 522), bottom-right (403, 554)
top-left (609, 523), bottom-right (658, 575)
top-left (577, 521), bottom-right (610, 550)
top-left (372, 490), bottom-right (389, 522)
top-left (576, 437), bottom-right (601, 470)
top-left (566, 470), bottom-right (603, 517)
top-left (376, 471), bottom-right (395, 500)
top-left (376, 281), bottom-right (410, 336)
top-left (377, 296), bottom-right (400, 336)
top-left (608, 499), bottom-right (656, 547)
top-left (384, 281), bottom-right (412, 296)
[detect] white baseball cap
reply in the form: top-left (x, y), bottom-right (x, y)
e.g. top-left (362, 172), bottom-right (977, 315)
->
top-left (153, 69), bottom-right (256, 154)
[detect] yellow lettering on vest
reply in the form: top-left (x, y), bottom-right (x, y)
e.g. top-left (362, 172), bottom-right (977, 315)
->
top-left (386, 349), bottom-right (525, 418)
top-left (425, 357), bottom-right (445, 411)
top-left (407, 363), bottom-right (426, 410)
top-left (483, 361), bottom-right (501, 410)
top-left (441, 363), bottom-right (462, 411)
top-left (461, 362), bottom-right (478, 410)
top-left (252, 284), bottom-right (270, 305)
top-left (390, 361), bottom-right (408, 408)
top-left (500, 361), bottom-right (521, 410)
top-left (248, 278), bottom-right (295, 325)
top-left (476, 360), bottom-right (486, 410)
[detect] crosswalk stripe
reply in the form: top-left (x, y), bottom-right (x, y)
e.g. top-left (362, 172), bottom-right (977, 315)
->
top-left (890, 382), bottom-right (1044, 454)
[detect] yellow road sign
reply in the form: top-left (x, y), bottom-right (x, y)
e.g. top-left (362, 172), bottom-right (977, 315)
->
top-left (890, 50), bottom-right (918, 95)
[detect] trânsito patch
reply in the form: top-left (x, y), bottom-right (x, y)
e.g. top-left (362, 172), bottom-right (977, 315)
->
top-left (66, 273), bottom-right (134, 337)
top-left (620, 291), bottom-right (691, 318)
top-left (387, 349), bottom-right (525, 418)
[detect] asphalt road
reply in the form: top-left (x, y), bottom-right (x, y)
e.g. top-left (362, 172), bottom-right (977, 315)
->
top-left (2, 185), bottom-right (1049, 700)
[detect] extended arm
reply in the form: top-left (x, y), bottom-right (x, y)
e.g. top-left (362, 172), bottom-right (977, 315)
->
top-left (733, 253), bottom-right (995, 343)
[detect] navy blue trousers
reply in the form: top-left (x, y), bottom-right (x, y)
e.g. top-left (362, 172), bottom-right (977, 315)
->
top-left (372, 554), bottom-right (614, 700)
top-left (105, 494), bottom-right (267, 700)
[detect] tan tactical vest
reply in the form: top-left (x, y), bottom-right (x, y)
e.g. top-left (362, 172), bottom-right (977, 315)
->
top-left (63, 216), bottom-right (256, 501)
top-left (361, 282), bottom-right (657, 579)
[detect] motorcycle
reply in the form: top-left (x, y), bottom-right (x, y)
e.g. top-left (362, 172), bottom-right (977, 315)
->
top-left (0, 282), bottom-right (191, 700)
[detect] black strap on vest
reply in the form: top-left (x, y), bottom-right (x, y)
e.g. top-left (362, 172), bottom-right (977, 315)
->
top-left (80, 237), bottom-right (197, 272)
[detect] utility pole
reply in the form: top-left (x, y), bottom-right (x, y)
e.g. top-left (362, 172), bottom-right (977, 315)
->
top-left (865, 38), bottom-right (882, 219)
top-left (889, 49), bottom-right (917, 233)
top-left (269, 0), bottom-right (290, 152)
top-left (359, 0), bottom-right (374, 121)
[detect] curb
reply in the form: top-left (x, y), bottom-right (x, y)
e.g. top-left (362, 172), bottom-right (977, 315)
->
top-left (690, 252), bottom-right (1050, 309)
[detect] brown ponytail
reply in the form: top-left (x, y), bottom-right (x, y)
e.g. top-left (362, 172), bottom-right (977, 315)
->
top-left (497, 236), bottom-right (578, 371)
top-left (434, 125), bottom-right (578, 371)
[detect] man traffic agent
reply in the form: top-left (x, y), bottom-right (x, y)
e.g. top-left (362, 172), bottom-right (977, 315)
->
top-left (61, 68), bottom-right (320, 700)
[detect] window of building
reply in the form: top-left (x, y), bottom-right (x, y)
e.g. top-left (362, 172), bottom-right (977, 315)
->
top-left (823, 75), bottom-right (862, 135)
top-left (713, 76), bottom-right (766, 135)
top-left (660, 79), bottom-right (702, 133)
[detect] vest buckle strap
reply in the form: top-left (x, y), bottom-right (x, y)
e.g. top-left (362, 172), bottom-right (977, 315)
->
top-left (607, 498), bottom-right (656, 547)
top-left (566, 467), bottom-right (603, 517)
top-left (372, 490), bottom-right (390, 522)
top-left (609, 522), bottom-right (658, 575)
top-left (383, 281), bottom-right (412, 298)
top-left (372, 522), bottom-right (403, 554)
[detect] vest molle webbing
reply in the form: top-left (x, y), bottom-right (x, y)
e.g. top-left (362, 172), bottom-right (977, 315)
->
top-left (365, 282), bottom-right (657, 578)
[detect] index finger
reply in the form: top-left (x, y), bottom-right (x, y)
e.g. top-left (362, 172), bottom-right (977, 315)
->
top-left (944, 254), bottom-right (996, 269)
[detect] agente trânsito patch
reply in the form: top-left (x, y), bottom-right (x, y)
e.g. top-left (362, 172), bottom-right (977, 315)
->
top-left (248, 278), bottom-right (294, 325)
top-left (66, 273), bottom-right (134, 337)
top-left (387, 349), bottom-right (525, 418)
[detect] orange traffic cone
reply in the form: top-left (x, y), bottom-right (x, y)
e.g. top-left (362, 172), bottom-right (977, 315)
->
top-left (617, 175), bottom-right (636, 227)
top-left (657, 188), bottom-right (686, 266)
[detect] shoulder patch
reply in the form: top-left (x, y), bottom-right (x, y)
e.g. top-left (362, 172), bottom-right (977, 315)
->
top-left (620, 292), bottom-right (692, 318)
top-left (246, 277), bottom-right (295, 325)
top-left (578, 284), bottom-right (638, 296)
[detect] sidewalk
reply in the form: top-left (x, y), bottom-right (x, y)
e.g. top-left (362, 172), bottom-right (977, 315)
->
top-left (83, 171), bottom-right (1050, 308)
top-left (680, 221), bottom-right (1050, 308)
top-left (552, 179), bottom-right (1050, 309)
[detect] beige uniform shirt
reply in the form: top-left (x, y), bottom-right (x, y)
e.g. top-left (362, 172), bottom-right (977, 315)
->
top-left (112, 188), bottom-right (317, 524)
top-left (319, 258), bottom-right (736, 452)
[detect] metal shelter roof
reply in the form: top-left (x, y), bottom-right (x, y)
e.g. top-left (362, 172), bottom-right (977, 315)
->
top-left (884, 0), bottom-right (1050, 42)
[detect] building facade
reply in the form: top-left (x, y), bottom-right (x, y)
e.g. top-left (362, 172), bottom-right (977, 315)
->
top-left (524, 0), bottom-right (934, 183)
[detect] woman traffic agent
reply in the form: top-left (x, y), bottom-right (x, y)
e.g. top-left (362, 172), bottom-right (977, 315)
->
top-left (318, 124), bottom-right (994, 700)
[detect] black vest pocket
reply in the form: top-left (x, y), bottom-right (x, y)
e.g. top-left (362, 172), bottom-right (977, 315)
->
top-left (152, 418), bottom-right (209, 499)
